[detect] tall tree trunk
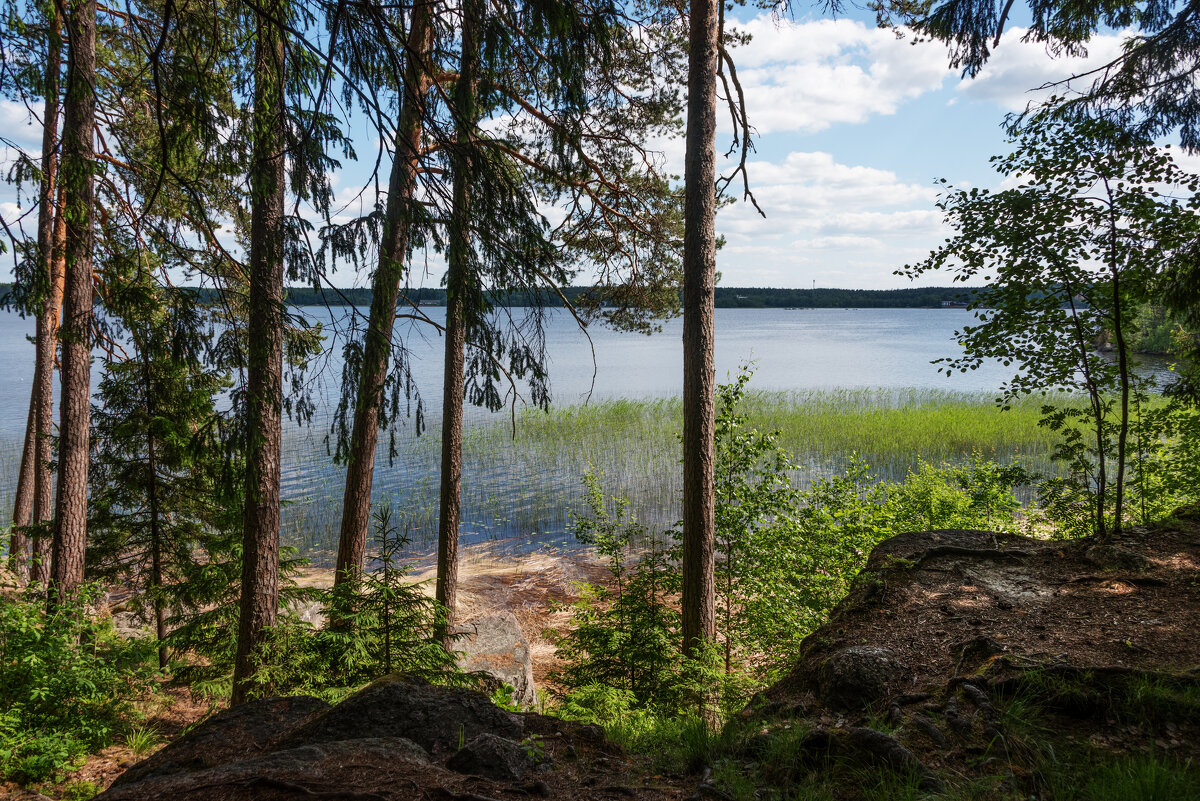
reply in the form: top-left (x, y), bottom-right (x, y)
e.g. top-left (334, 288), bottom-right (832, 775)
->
top-left (49, 0), bottom-right (96, 606)
top-left (12, 4), bottom-right (65, 581)
top-left (1112, 267), bottom-right (1129, 537)
top-left (12, 402), bottom-right (36, 576)
top-left (143, 347), bottom-right (169, 669)
top-left (436, 0), bottom-right (478, 641)
top-left (333, 0), bottom-right (434, 586)
top-left (32, 201), bottom-right (67, 585)
top-left (232, 0), bottom-right (286, 705)
top-left (149, 436), bottom-right (168, 669)
top-left (680, 0), bottom-right (718, 662)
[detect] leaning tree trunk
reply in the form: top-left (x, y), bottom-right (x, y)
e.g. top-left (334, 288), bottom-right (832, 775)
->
top-left (435, 0), bottom-right (478, 642)
top-left (11, 4), bottom-right (64, 581)
top-left (32, 200), bottom-right (67, 585)
top-left (11, 402), bottom-right (36, 577)
top-left (231, 0), bottom-right (287, 706)
top-left (49, 0), bottom-right (96, 606)
top-left (680, 0), bottom-right (719, 663)
top-left (333, 0), bottom-right (434, 587)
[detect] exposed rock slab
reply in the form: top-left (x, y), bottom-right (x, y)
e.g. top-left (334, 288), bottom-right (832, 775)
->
top-left (275, 674), bottom-right (523, 756)
top-left (109, 695), bottom-right (329, 789)
top-left (100, 737), bottom-right (428, 800)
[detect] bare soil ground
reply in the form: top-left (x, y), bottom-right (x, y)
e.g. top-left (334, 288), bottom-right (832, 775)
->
top-left (738, 512), bottom-right (1200, 799)
top-left (294, 545), bottom-right (613, 687)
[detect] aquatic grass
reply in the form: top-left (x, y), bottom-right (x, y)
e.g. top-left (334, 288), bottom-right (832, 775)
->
top-left (0, 390), bottom-right (1063, 564)
top-left (0, 436), bottom-right (23, 534)
top-left (450, 388), bottom-right (1066, 546)
top-left (270, 388), bottom-right (1067, 562)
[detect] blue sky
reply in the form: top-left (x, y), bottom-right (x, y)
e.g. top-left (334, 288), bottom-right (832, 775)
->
top-left (3, 7), bottom-right (1194, 290)
top-left (704, 8), bottom-right (1154, 289)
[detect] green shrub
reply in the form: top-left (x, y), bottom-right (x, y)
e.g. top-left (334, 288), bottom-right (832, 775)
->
top-left (245, 506), bottom-right (460, 702)
top-left (551, 372), bottom-right (1029, 739)
top-left (0, 585), bottom-right (157, 784)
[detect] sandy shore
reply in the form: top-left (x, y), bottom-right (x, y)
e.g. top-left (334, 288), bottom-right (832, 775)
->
top-left (293, 545), bottom-right (612, 686)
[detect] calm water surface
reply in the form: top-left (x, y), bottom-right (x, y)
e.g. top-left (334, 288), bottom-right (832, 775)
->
top-left (0, 306), bottom-right (1172, 558)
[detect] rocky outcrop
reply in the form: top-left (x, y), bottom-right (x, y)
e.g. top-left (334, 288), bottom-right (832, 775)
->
top-left (735, 525), bottom-right (1200, 798)
top-left (451, 611), bottom-right (538, 707)
top-left (276, 674), bottom-right (524, 756)
top-left (99, 677), bottom-right (577, 801)
top-left (103, 738), bottom-right (430, 801)
top-left (109, 695), bottom-right (330, 790)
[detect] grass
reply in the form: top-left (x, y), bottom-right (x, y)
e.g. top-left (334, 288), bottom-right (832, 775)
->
top-left (227, 388), bottom-right (1067, 563)
top-left (450, 388), bottom-right (1060, 550)
top-left (1008, 668), bottom-right (1200, 728)
top-left (123, 725), bottom-right (161, 756)
top-left (1082, 755), bottom-right (1200, 801)
top-left (0, 389), bottom-right (1064, 563)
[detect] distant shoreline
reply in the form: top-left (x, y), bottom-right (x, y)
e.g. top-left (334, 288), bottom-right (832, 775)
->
top-left (278, 285), bottom-right (986, 310)
top-left (1, 283), bottom-right (987, 310)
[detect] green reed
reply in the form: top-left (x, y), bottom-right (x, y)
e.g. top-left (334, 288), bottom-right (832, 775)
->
top-left (0, 390), bottom-right (1066, 563)
top-left (452, 388), bottom-right (1063, 545)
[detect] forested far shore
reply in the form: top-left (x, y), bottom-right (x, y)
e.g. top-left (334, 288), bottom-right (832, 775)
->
top-left (293, 284), bottom-right (989, 309)
top-left (0, 283), bottom-right (987, 310)
top-left (3, 284), bottom-right (1185, 354)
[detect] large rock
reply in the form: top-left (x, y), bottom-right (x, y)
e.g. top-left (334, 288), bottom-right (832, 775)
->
top-left (446, 732), bottom-right (542, 780)
top-left (109, 695), bottom-right (330, 789)
top-left (817, 646), bottom-right (906, 710)
top-left (277, 674), bottom-right (524, 756)
top-left (451, 611), bottom-right (537, 708)
top-left (101, 737), bottom-right (429, 800)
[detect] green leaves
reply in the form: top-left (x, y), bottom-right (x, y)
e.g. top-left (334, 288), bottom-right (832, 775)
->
top-left (0, 585), bottom-right (157, 784)
top-left (902, 115), bottom-right (1200, 538)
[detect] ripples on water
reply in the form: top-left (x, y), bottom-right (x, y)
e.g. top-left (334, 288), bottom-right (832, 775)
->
top-left (0, 307), bottom-right (1179, 562)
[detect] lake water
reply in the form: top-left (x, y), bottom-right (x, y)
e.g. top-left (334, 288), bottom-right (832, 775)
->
top-left (0, 306), bottom-right (1173, 559)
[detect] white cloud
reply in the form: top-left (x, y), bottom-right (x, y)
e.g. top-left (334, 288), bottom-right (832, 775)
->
top-left (956, 27), bottom-right (1129, 112)
top-left (0, 100), bottom-right (44, 151)
top-left (714, 150), bottom-right (950, 287)
top-left (725, 18), bottom-right (954, 134)
top-left (728, 151), bottom-right (938, 222)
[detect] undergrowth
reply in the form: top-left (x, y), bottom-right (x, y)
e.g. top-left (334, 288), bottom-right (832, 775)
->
top-left (0, 584), bottom-right (159, 784)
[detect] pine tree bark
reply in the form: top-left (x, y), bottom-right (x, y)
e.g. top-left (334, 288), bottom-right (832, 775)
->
top-left (680, 0), bottom-right (719, 661)
top-left (435, 0), bottom-right (478, 640)
top-left (49, 0), bottom-right (96, 606)
top-left (32, 204), bottom-right (67, 585)
top-left (231, 0), bottom-right (286, 705)
top-left (333, 0), bottom-right (434, 586)
top-left (11, 4), bottom-right (64, 581)
top-left (12, 402), bottom-right (36, 577)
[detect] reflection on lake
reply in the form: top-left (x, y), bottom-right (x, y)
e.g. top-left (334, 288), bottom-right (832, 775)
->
top-left (0, 306), bottom-right (1179, 560)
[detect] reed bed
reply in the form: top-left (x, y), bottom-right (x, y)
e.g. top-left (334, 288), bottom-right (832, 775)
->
top-left (0, 390), bottom-right (1065, 565)
top-left (449, 388), bottom-right (1063, 550)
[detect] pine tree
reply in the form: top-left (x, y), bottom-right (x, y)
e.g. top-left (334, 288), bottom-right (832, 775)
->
top-left (49, 0), bottom-right (97, 606)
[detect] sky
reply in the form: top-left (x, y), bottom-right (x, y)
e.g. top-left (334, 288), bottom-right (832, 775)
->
top-left (2, 6), bottom-right (1194, 290)
top-left (706, 8), bottom-right (1129, 290)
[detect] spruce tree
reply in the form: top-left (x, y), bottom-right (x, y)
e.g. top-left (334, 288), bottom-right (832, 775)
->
top-left (89, 283), bottom-right (237, 669)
